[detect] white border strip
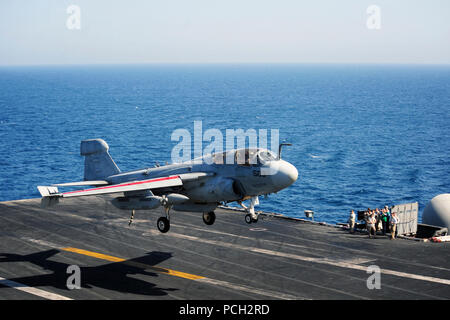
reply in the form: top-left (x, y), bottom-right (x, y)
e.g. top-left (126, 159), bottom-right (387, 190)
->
top-left (0, 276), bottom-right (72, 300)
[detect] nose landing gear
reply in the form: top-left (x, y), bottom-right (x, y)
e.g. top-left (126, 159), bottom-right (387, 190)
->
top-left (245, 213), bottom-right (258, 224)
top-left (239, 196), bottom-right (260, 224)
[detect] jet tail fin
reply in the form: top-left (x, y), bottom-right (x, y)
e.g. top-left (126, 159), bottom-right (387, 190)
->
top-left (80, 139), bottom-right (121, 181)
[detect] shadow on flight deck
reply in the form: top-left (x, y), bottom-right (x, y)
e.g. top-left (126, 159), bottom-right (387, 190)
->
top-left (0, 249), bottom-right (179, 297)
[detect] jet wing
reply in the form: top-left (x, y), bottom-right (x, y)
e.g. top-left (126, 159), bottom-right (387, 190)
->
top-left (52, 180), bottom-right (109, 187)
top-left (38, 175), bottom-right (183, 199)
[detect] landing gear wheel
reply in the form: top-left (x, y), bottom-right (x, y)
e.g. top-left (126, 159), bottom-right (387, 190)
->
top-left (203, 211), bottom-right (216, 225)
top-left (157, 217), bottom-right (170, 233)
top-left (245, 214), bottom-right (258, 224)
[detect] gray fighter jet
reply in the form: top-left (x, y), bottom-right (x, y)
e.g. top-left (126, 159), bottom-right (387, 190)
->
top-left (38, 139), bottom-right (298, 233)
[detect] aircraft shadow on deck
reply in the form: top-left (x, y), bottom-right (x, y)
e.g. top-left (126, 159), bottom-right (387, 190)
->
top-left (0, 249), bottom-right (179, 297)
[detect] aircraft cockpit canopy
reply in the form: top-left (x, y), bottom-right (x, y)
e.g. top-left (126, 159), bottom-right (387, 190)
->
top-left (258, 149), bottom-right (277, 163)
top-left (211, 148), bottom-right (277, 166)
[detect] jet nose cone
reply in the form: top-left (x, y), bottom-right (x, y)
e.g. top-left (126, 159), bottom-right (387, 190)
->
top-left (273, 160), bottom-right (298, 189)
top-left (283, 161), bottom-right (298, 185)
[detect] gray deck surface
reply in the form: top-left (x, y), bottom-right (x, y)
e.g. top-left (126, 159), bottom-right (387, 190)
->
top-left (0, 196), bottom-right (449, 300)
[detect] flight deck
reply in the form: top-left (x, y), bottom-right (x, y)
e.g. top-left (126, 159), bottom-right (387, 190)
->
top-left (0, 196), bottom-right (449, 300)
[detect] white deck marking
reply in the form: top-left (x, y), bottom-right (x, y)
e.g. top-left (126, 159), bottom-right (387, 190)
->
top-left (196, 277), bottom-right (300, 300)
top-left (0, 276), bottom-right (72, 300)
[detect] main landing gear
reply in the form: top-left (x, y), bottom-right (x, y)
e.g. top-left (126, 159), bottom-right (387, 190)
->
top-left (128, 207), bottom-right (171, 233)
top-left (202, 211), bottom-right (216, 225)
top-left (156, 207), bottom-right (217, 233)
top-left (157, 216), bottom-right (170, 233)
top-left (157, 205), bottom-right (171, 233)
top-left (157, 209), bottom-right (216, 232)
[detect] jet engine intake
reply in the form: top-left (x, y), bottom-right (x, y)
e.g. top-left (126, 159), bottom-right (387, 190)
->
top-left (187, 177), bottom-right (242, 202)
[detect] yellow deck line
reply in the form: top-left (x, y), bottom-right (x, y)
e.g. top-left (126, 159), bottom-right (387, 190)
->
top-left (62, 247), bottom-right (125, 262)
top-left (62, 247), bottom-right (204, 280)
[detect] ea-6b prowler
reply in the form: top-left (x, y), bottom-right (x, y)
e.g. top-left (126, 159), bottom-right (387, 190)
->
top-left (38, 139), bottom-right (298, 233)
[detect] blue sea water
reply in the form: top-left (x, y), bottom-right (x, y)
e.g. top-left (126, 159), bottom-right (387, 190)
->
top-left (0, 64), bottom-right (449, 224)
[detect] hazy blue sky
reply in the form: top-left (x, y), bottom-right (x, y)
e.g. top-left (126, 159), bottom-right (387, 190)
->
top-left (0, 0), bottom-right (449, 65)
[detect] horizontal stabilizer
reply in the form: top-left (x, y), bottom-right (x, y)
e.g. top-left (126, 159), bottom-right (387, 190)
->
top-left (38, 186), bottom-right (61, 208)
top-left (37, 186), bottom-right (60, 197)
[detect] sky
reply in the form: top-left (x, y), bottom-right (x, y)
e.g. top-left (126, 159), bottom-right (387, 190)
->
top-left (0, 0), bottom-right (449, 65)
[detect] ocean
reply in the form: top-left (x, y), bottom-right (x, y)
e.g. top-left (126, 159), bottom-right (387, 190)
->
top-left (0, 64), bottom-right (449, 224)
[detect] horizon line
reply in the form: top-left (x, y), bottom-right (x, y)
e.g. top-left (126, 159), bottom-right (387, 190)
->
top-left (1, 61), bottom-right (449, 68)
